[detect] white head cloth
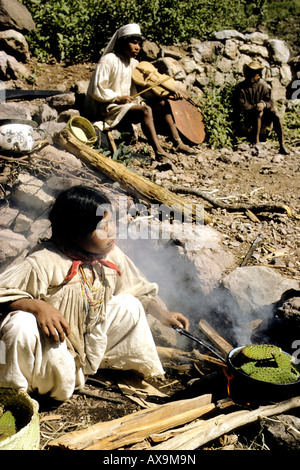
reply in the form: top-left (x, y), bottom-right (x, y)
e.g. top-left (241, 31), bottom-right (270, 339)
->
top-left (101, 23), bottom-right (142, 57)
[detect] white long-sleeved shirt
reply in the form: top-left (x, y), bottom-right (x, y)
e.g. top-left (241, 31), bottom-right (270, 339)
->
top-left (84, 52), bottom-right (139, 128)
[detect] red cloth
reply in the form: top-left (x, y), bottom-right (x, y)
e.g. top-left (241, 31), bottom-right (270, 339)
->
top-left (60, 245), bottom-right (121, 281)
top-left (64, 258), bottom-right (121, 281)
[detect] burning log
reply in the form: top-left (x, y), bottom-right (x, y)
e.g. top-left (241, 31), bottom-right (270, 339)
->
top-left (53, 129), bottom-right (211, 224)
top-left (48, 394), bottom-right (214, 450)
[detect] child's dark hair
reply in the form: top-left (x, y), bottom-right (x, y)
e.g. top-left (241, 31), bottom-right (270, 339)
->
top-left (49, 185), bottom-right (111, 247)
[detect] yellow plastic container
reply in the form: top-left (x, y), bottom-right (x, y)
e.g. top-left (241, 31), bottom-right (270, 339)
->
top-left (66, 116), bottom-right (97, 145)
top-left (0, 388), bottom-right (40, 450)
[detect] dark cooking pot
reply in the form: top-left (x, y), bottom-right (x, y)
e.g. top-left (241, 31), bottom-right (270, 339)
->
top-left (173, 326), bottom-right (300, 404)
top-left (227, 346), bottom-right (300, 404)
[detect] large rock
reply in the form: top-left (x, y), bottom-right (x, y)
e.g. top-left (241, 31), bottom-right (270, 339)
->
top-left (141, 40), bottom-right (160, 60)
top-left (239, 43), bottom-right (269, 58)
top-left (0, 205), bottom-right (19, 228)
top-left (270, 77), bottom-right (287, 102)
top-left (280, 64), bottom-right (293, 86)
top-left (0, 229), bottom-right (29, 268)
top-left (192, 41), bottom-right (222, 63)
top-left (212, 30), bottom-right (245, 41)
top-left (0, 102), bottom-right (31, 120)
top-left (222, 266), bottom-right (299, 317)
top-left (262, 414), bottom-right (300, 450)
top-left (38, 145), bottom-right (83, 169)
top-left (32, 103), bottom-right (58, 124)
top-left (13, 173), bottom-right (55, 217)
top-left (244, 32), bottom-right (269, 45)
top-left (121, 219), bottom-right (236, 301)
top-left (0, 50), bottom-right (29, 80)
top-left (46, 93), bottom-right (76, 112)
top-left (0, 29), bottom-right (30, 62)
top-left (267, 39), bottom-right (290, 64)
top-left (224, 39), bottom-right (239, 59)
top-left (0, 0), bottom-right (35, 32)
top-left (153, 57), bottom-right (186, 81)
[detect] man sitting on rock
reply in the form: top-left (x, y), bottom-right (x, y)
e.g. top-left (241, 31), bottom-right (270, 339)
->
top-left (84, 23), bottom-right (194, 161)
top-left (236, 61), bottom-right (288, 155)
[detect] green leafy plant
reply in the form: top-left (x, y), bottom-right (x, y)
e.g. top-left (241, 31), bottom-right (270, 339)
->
top-left (198, 83), bottom-right (237, 149)
top-left (283, 102), bottom-right (300, 143)
top-left (19, 0), bottom-right (299, 64)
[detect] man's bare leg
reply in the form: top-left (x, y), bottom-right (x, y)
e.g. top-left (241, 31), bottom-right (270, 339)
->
top-left (254, 111), bottom-right (263, 144)
top-left (272, 110), bottom-right (289, 154)
top-left (162, 111), bottom-right (195, 154)
top-left (125, 105), bottom-right (170, 159)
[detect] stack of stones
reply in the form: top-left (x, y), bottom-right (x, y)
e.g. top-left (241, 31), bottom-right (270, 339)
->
top-left (142, 29), bottom-right (296, 108)
top-left (0, 0), bottom-right (35, 84)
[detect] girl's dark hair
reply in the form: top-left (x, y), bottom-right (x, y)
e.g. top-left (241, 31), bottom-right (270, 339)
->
top-left (49, 185), bottom-right (111, 246)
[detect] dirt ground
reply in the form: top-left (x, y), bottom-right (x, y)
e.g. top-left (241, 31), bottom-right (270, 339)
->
top-left (11, 61), bottom-right (300, 450)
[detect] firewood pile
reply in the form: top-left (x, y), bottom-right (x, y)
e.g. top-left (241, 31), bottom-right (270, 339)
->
top-left (40, 317), bottom-right (300, 451)
top-left (46, 393), bottom-right (300, 451)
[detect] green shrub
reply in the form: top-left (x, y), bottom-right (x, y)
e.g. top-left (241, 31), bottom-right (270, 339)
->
top-left (198, 83), bottom-right (237, 149)
top-left (20, 0), bottom-right (101, 63)
top-left (283, 102), bottom-right (300, 143)
top-left (20, 0), bottom-right (296, 64)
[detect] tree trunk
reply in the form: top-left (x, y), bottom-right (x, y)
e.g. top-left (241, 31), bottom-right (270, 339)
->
top-left (53, 129), bottom-right (211, 224)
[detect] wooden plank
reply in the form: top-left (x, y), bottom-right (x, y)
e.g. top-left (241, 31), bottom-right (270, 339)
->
top-left (151, 396), bottom-right (300, 450)
top-left (198, 319), bottom-right (233, 356)
top-left (53, 129), bottom-right (211, 224)
top-left (48, 394), bottom-right (214, 450)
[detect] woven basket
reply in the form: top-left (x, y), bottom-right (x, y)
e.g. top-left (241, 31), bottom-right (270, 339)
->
top-left (66, 116), bottom-right (97, 145)
top-left (0, 388), bottom-right (39, 450)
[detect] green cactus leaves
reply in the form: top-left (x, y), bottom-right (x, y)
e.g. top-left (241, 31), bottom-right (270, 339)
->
top-left (237, 344), bottom-right (300, 384)
top-left (0, 410), bottom-right (17, 441)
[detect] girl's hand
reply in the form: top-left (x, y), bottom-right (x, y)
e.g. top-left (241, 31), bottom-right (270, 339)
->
top-left (159, 311), bottom-right (189, 329)
top-left (8, 299), bottom-right (70, 342)
top-left (147, 300), bottom-right (190, 330)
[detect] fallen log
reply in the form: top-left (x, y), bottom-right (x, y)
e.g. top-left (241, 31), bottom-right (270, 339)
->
top-left (48, 393), bottom-right (214, 450)
top-left (53, 129), bottom-right (211, 224)
top-left (169, 185), bottom-right (293, 216)
top-left (151, 395), bottom-right (300, 450)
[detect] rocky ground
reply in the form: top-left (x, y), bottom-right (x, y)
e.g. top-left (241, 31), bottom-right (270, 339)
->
top-left (16, 61), bottom-right (299, 451)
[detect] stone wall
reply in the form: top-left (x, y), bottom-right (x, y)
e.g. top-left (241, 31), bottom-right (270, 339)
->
top-left (146, 30), bottom-right (294, 105)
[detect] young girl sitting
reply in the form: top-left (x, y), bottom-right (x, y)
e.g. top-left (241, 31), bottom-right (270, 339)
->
top-left (0, 185), bottom-right (189, 401)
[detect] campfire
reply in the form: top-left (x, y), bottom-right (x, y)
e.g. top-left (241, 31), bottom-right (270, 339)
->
top-left (45, 317), bottom-right (300, 451)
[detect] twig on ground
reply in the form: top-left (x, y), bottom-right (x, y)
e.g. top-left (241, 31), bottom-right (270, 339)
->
top-left (169, 185), bottom-right (293, 217)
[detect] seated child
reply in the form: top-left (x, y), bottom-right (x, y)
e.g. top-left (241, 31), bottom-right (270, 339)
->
top-left (0, 185), bottom-right (189, 401)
